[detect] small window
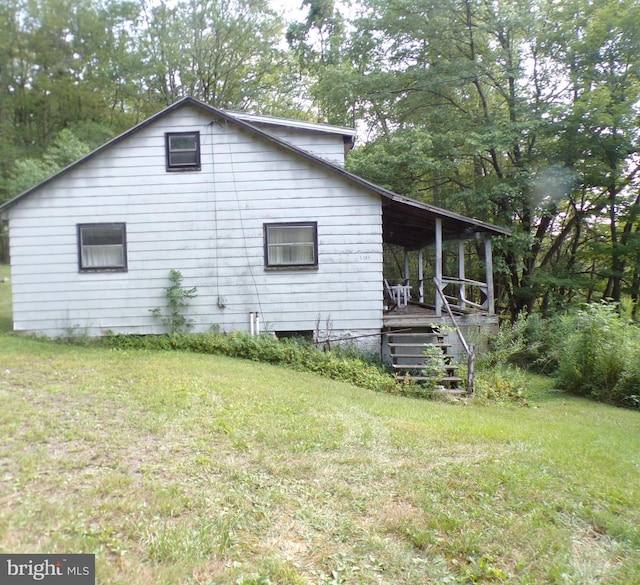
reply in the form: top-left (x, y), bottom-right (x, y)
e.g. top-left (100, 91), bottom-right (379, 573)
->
top-left (165, 132), bottom-right (201, 170)
top-left (78, 223), bottom-right (127, 272)
top-left (264, 222), bottom-right (318, 268)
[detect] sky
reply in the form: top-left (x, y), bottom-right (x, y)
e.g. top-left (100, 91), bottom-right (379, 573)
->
top-left (269, 0), bottom-right (306, 19)
top-left (269, 0), bottom-right (356, 22)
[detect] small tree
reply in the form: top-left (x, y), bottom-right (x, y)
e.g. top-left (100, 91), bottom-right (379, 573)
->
top-left (150, 269), bottom-right (198, 334)
top-left (421, 344), bottom-right (448, 390)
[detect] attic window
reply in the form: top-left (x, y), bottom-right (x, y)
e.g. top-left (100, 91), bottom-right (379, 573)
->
top-left (165, 132), bottom-right (201, 170)
top-left (78, 223), bottom-right (127, 272)
top-left (264, 222), bottom-right (318, 268)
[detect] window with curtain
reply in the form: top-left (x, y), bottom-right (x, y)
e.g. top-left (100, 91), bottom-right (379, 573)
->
top-left (78, 223), bottom-right (127, 272)
top-left (264, 222), bottom-right (318, 268)
top-left (165, 132), bottom-right (201, 170)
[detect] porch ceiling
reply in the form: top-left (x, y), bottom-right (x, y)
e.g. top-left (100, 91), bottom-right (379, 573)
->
top-left (382, 195), bottom-right (511, 250)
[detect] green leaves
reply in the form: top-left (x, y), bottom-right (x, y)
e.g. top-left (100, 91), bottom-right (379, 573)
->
top-left (4, 128), bottom-right (96, 199)
top-left (150, 269), bottom-right (198, 334)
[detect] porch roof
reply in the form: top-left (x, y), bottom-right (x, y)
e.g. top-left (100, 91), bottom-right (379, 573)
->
top-left (382, 194), bottom-right (511, 250)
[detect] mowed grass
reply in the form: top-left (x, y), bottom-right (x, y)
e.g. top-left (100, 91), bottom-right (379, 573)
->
top-left (1, 265), bottom-right (639, 584)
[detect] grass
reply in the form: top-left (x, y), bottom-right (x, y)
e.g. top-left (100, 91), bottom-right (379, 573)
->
top-left (1, 264), bottom-right (640, 583)
top-left (0, 263), bottom-right (11, 333)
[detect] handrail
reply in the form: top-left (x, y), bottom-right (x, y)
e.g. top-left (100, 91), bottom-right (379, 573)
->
top-left (441, 276), bottom-right (489, 312)
top-left (441, 276), bottom-right (488, 289)
top-left (433, 278), bottom-right (475, 393)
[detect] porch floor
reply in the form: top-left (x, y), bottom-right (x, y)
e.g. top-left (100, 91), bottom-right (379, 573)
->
top-left (383, 301), bottom-right (494, 328)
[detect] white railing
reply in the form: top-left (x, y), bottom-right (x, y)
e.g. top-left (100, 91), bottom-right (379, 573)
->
top-left (439, 277), bottom-right (490, 314)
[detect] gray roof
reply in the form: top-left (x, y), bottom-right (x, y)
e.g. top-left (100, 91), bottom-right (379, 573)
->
top-left (0, 96), bottom-right (510, 249)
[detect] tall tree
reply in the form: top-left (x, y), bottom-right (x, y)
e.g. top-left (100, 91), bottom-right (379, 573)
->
top-left (141, 0), bottom-right (294, 111)
top-left (327, 0), bottom-right (640, 316)
top-left (0, 0), bottom-right (142, 201)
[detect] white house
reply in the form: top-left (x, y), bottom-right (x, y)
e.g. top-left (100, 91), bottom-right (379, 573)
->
top-left (0, 97), bottom-right (509, 356)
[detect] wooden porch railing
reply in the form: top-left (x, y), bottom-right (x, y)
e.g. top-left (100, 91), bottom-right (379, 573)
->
top-left (433, 278), bottom-right (475, 393)
top-left (439, 277), bottom-right (491, 314)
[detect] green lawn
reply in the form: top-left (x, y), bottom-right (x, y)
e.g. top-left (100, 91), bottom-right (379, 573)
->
top-left (0, 266), bottom-right (639, 584)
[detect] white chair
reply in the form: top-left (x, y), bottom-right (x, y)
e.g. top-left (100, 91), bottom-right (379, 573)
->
top-left (384, 279), bottom-right (411, 308)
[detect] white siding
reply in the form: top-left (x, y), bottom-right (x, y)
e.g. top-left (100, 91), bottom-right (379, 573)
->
top-left (7, 105), bottom-right (383, 341)
top-left (242, 123), bottom-right (349, 166)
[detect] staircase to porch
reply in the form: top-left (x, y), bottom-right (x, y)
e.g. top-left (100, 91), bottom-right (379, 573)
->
top-left (385, 326), bottom-right (464, 392)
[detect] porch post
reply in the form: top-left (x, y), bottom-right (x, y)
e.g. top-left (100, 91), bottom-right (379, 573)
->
top-left (418, 247), bottom-right (424, 303)
top-left (484, 235), bottom-right (495, 315)
top-left (435, 218), bottom-right (443, 316)
top-left (458, 240), bottom-right (466, 310)
top-left (403, 248), bottom-right (410, 284)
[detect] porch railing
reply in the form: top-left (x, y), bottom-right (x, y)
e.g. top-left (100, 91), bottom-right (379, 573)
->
top-left (433, 278), bottom-right (475, 393)
top-left (437, 277), bottom-right (491, 315)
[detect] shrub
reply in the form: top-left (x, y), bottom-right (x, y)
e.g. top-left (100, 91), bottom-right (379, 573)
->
top-left (555, 303), bottom-right (640, 408)
top-left (481, 312), bottom-right (530, 369)
top-left (472, 365), bottom-right (528, 406)
top-left (481, 312), bottom-right (564, 374)
top-left (420, 344), bottom-right (448, 390)
top-left (102, 331), bottom-right (401, 395)
top-left (150, 269), bottom-right (197, 334)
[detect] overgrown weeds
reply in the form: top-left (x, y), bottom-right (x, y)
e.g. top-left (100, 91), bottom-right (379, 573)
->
top-left (555, 303), bottom-right (640, 408)
top-left (149, 269), bottom-right (198, 334)
top-left (483, 302), bottom-right (640, 408)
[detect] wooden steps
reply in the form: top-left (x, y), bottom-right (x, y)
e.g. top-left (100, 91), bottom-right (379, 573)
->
top-left (385, 327), bottom-right (465, 391)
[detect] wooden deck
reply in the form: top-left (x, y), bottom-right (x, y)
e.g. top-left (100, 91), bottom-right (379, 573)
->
top-left (383, 303), bottom-right (439, 328)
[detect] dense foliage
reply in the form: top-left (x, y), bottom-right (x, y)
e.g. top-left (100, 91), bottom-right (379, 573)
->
top-left (339, 0), bottom-right (640, 319)
top-left (556, 304), bottom-right (640, 409)
top-left (485, 303), bottom-right (640, 409)
top-left (2, 0), bottom-right (640, 318)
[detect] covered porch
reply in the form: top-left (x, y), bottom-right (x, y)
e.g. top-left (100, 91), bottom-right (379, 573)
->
top-left (381, 194), bottom-right (511, 318)
top-left (378, 196), bottom-right (510, 384)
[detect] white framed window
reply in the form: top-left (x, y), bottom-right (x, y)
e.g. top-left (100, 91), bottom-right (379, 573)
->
top-left (264, 222), bottom-right (318, 268)
top-left (78, 223), bottom-right (127, 272)
top-left (165, 132), bottom-right (201, 170)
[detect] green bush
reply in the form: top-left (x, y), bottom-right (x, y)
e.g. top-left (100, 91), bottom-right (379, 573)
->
top-left (472, 365), bottom-right (528, 406)
top-left (612, 361), bottom-right (640, 409)
top-left (102, 331), bottom-right (401, 395)
top-left (482, 312), bottom-right (530, 369)
top-left (482, 311), bottom-right (563, 373)
top-left (149, 269), bottom-right (197, 334)
top-left (555, 303), bottom-right (640, 408)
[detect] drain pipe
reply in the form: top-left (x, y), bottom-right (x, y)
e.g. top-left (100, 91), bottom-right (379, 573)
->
top-left (249, 312), bottom-right (260, 336)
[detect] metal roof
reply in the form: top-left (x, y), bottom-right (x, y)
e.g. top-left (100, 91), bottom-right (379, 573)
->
top-left (222, 110), bottom-right (357, 137)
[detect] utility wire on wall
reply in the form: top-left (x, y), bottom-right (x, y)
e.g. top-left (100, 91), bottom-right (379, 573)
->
top-left (223, 119), bottom-right (264, 319)
top-left (208, 121), bottom-right (220, 306)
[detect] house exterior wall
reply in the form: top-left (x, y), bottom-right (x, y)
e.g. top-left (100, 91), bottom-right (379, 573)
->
top-left (243, 123), bottom-right (349, 166)
top-left (6, 105), bottom-right (383, 343)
